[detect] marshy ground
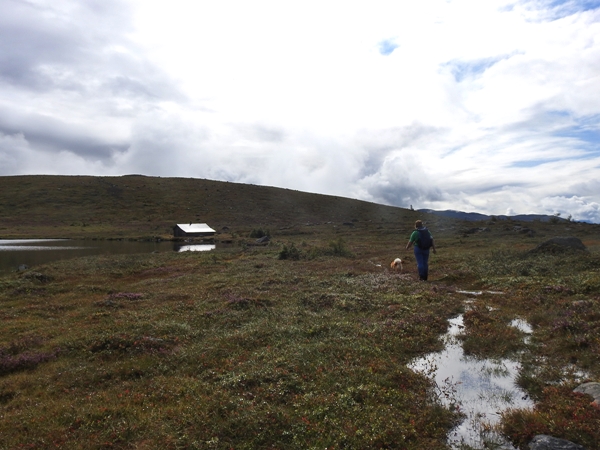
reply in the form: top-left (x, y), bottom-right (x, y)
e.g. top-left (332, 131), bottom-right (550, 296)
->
top-left (1, 175), bottom-right (599, 449)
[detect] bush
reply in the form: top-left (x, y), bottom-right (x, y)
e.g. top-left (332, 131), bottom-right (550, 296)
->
top-left (279, 239), bottom-right (354, 261)
top-left (279, 243), bottom-right (301, 260)
top-left (328, 238), bottom-right (352, 257)
top-left (250, 228), bottom-right (271, 238)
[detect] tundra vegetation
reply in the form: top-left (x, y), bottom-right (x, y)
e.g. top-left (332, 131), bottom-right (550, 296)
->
top-left (0, 175), bottom-right (599, 449)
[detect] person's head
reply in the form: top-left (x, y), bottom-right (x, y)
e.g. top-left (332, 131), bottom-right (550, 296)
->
top-left (415, 220), bottom-right (423, 229)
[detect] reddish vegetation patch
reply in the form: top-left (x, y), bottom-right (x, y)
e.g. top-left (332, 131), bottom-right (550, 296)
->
top-left (502, 386), bottom-right (600, 449)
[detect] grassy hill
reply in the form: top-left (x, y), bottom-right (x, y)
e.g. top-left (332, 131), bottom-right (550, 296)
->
top-left (0, 174), bottom-right (435, 239)
top-left (1, 175), bottom-right (600, 449)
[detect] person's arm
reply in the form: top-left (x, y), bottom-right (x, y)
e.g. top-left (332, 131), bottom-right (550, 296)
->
top-left (406, 230), bottom-right (415, 250)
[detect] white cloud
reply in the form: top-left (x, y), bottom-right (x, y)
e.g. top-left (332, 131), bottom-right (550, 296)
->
top-left (1, 0), bottom-right (600, 222)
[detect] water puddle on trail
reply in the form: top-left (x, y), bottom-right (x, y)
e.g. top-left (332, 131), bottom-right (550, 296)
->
top-left (409, 314), bottom-right (534, 449)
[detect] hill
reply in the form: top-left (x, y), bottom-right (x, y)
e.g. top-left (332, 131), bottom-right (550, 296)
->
top-left (2, 175), bottom-right (599, 251)
top-left (0, 175), bottom-right (435, 239)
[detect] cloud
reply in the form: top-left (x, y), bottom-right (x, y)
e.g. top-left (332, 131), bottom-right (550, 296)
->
top-left (0, 1), bottom-right (130, 91)
top-left (0, 106), bottom-right (128, 160)
top-left (444, 55), bottom-right (516, 83)
top-left (541, 195), bottom-right (600, 222)
top-left (1, 0), bottom-right (600, 222)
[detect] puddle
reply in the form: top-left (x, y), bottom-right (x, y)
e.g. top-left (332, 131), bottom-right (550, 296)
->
top-left (409, 315), bottom-right (534, 449)
top-left (457, 290), bottom-right (505, 296)
top-left (457, 290), bottom-right (484, 296)
top-left (510, 318), bottom-right (533, 345)
top-left (510, 318), bottom-right (533, 334)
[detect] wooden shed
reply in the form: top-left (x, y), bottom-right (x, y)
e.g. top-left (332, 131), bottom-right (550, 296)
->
top-left (173, 223), bottom-right (216, 238)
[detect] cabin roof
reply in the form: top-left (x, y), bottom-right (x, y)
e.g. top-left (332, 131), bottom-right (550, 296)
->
top-left (175, 223), bottom-right (216, 233)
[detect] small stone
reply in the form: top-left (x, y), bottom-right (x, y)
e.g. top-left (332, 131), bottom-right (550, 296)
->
top-left (573, 382), bottom-right (600, 405)
top-left (528, 434), bottom-right (586, 450)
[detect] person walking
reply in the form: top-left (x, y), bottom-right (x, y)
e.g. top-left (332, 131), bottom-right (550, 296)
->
top-left (406, 220), bottom-right (436, 281)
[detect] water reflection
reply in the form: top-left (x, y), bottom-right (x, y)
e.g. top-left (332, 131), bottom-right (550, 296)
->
top-left (510, 318), bottom-right (533, 334)
top-left (0, 239), bottom-right (215, 274)
top-left (409, 315), bottom-right (534, 449)
top-left (0, 239), bottom-right (84, 251)
top-left (176, 244), bottom-right (215, 252)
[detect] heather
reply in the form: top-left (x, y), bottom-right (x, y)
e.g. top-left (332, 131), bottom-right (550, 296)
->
top-left (1, 175), bottom-right (600, 449)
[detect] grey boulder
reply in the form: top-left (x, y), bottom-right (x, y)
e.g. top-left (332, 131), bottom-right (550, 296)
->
top-left (529, 435), bottom-right (586, 450)
top-left (573, 382), bottom-right (600, 405)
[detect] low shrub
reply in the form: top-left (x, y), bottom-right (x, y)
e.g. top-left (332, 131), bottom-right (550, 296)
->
top-left (502, 386), bottom-right (600, 449)
top-left (278, 238), bottom-right (354, 261)
top-left (0, 347), bottom-right (60, 375)
top-left (279, 243), bottom-right (301, 260)
top-left (250, 228), bottom-right (271, 238)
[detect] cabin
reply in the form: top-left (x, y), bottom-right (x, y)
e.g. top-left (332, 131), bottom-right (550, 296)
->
top-left (173, 223), bottom-right (216, 238)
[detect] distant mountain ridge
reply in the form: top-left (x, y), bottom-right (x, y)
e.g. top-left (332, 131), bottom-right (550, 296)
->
top-left (417, 209), bottom-right (568, 223)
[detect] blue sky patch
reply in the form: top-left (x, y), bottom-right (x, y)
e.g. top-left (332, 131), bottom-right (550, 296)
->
top-left (554, 114), bottom-right (600, 149)
top-left (445, 56), bottom-right (506, 82)
top-left (547, 0), bottom-right (600, 12)
top-left (511, 159), bottom-right (560, 168)
top-left (536, 0), bottom-right (600, 20)
top-left (378, 39), bottom-right (398, 56)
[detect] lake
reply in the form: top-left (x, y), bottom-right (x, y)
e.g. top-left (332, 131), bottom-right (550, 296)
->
top-left (0, 239), bottom-right (215, 274)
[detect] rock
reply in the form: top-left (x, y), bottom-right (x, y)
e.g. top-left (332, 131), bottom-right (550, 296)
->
top-left (515, 226), bottom-right (534, 235)
top-left (573, 382), bottom-right (600, 406)
top-left (530, 237), bottom-right (587, 254)
top-left (528, 435), bottom-right (586, 450)
top-left (22, 272), bottom-right (52, 283)
top-left (255, 235), bottom-right (270, 244)
top-left (17, 264), bottom-right (29, 271)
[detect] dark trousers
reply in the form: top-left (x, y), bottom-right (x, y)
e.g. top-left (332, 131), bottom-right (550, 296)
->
top-left (413, 247), bottom-right (430, 280)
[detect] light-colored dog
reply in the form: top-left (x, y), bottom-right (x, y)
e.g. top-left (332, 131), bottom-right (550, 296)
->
top-left (390, 258), bottom-right (403, 272)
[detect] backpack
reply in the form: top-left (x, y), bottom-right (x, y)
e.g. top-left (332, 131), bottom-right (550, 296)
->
top-left (417, 228), bottom-right (432, 249)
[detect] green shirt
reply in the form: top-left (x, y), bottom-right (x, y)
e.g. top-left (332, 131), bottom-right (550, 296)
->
top-left (409, 228), bottom-right (433, 246)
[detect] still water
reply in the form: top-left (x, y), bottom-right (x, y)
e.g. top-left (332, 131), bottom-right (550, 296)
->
top-left (409, 314), bottom-right (534, 449)
top-left (0, 239), bottom-right (215, 274)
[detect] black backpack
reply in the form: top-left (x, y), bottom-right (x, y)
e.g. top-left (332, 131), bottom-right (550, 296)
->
top-left (417, 228), bottom-right (432, 249)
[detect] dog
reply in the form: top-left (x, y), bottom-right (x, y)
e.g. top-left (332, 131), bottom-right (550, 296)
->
top-left (390, 258), bottom-right (403, 272)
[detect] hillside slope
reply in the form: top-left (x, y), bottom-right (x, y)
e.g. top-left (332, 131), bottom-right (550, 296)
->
top-left (0, 175), bottom-right (429, 239)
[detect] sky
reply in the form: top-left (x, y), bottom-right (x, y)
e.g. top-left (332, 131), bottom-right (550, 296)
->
top-left (1, 0), bottom-right (600, 222)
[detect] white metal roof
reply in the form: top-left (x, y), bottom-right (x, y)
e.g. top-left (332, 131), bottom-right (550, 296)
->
top-left (176, 223), bottom-right (216, 233)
